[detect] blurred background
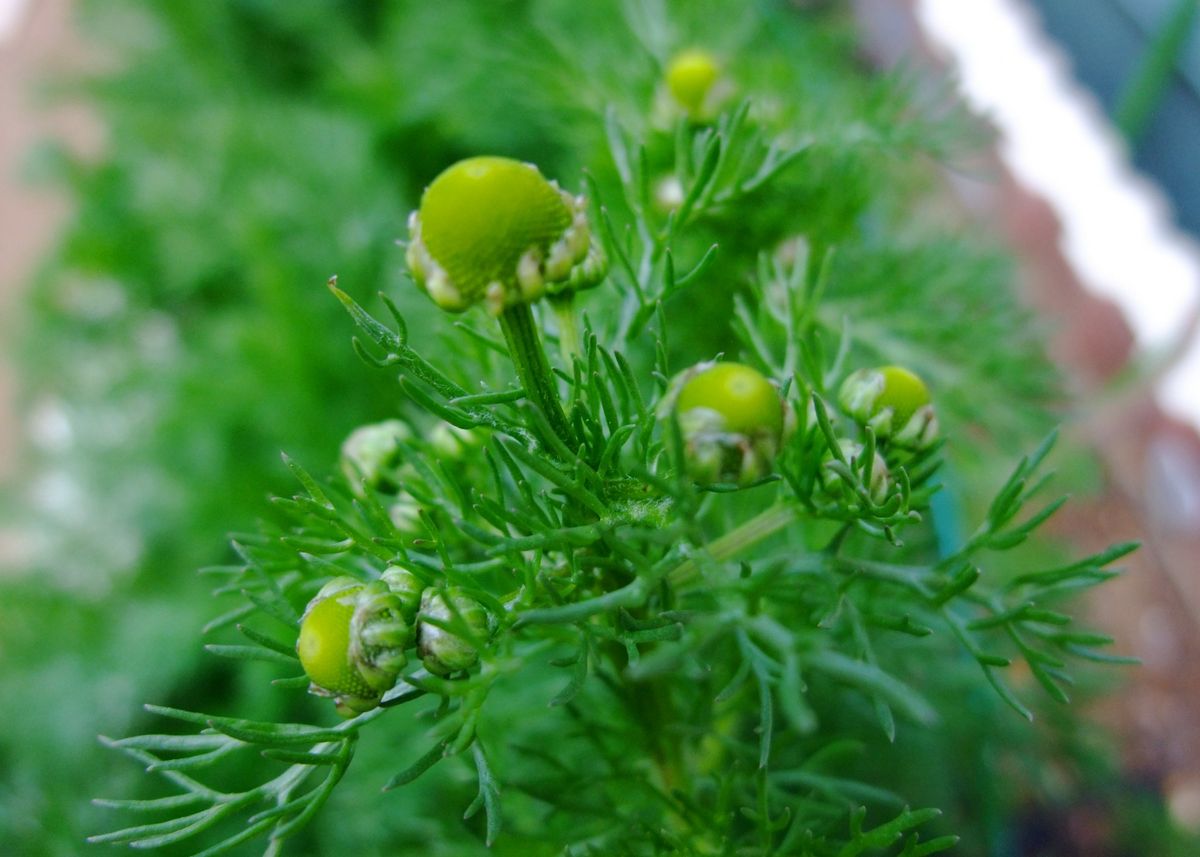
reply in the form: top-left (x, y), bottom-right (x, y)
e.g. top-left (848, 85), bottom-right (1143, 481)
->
top-left (1, 0), bottom-right (1198, 854)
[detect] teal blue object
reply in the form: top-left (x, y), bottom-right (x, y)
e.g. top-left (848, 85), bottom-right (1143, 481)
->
top-left (929, 467), bottom-right (966, 560)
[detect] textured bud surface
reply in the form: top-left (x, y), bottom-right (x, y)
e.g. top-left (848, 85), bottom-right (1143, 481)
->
top-left (297, 585), bottom-right (375, 701)
top-left (417, 588), bottom-right (489, 676)
top-left (406, 156), bottom-right (605, 314)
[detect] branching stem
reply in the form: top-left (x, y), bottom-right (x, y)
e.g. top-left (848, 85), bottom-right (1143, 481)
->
top-left (669, 503), bottom-right (800, 589)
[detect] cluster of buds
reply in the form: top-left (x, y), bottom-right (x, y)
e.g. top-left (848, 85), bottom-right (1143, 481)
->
top-left (297, 567), bottom-right (490, 716)
top-left (664, 361), bottom-right (794, 486)
top-left (340, 419), bottom-right (483, 534)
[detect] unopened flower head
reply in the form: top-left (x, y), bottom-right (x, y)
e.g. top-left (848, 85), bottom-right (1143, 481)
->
top-left (406, 156), bottom-right (607, 316)
top-left (663, 361), bottom-right (793, 485)
top-left (297, 577), bottom-right (413, 717)
top-left (838, 365), bottom-right (938, 450)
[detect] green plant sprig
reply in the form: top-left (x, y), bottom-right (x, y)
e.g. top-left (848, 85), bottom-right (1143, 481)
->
top-left (95, 62), bottom-right (1137, 856)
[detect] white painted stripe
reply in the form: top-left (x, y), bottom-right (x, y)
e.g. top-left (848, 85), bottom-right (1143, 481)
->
top-left (916, 0), bottom-right (1200, 430)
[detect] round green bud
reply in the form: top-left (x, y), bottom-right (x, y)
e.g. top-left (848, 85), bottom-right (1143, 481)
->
top-left (340, 419), bottom-right (411, 493)
top-left (838, 366), bottom-right (938, 450)
top-left (417, 588), bottom-right (489, 677)
top-left (819, 439), bottom-right (890, 506)
top-left (664, 362), bottom-right (791, 486)
top-left (380, 565), bottom-right (424, 621)
top-left (406, 156), bottom-right (607, 315)
top-left (676, 363), bottom-right (785, 437)
top-left (297, 579), bottom-right (412, 717)
top-left (666, 49), bottom-right (721, 117)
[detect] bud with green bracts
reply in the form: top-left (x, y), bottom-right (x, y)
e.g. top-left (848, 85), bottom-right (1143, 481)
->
top-left (405, 156), bottom-right (607, 316)
top-left (662, 361), bottom-right (793, 486)
top-left (417, 588), bottom-right (490, 676)
top-left (838, 366), bottom-right (938, 450)
top-left (819, 438), bottom-right (891, 506)
top-left (339, 419), bottom-right (411, 493)
top-left (296, 577), bottom-right (413, 717)
top-left (380, 565), bottom-right (423, 620)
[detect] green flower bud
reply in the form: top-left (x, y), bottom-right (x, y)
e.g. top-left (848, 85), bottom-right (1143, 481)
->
top-left (838, 366), bottom-right (938, 450)
top-left (380, 565), bottom-right (424, 621)
top-left (417, 588), bottom-right (489, 677)
top-left (662, 361), bottom-right (792, 486)
top-left (666, 49), bottom-right (721, 118)
top-left (405, 156), bottom-right (607, 316)
top-left (340, 419), bottom-right (411, 493)
top-left (297, 578), bottom-right (412, 717)
top-left (428, 421), bottom-right (480, 460)
top-left (819, 439), bottom-right (890, 506)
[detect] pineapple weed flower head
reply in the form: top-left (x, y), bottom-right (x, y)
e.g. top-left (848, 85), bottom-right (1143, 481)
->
top-left (406, 156), bottom-right (606, 316)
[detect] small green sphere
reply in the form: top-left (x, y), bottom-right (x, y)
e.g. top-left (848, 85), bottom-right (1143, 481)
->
top-left (421, 157), bottom-right (570, 301)
top-left (838, 365), bottom-right (937, 449)
top-left (406, 156), bottom-right (606, 314)
top-left (667, 50), bottom-right (721, 116)
top-left (297, 585), bottom-right (374, 700)
top-left (875, 366), bottom-right (931, 428)
top-left (676, 362), bottom-right (784, 437)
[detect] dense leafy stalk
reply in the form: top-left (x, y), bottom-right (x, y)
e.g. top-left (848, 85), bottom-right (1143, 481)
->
top-left (73, 2), bottom-right (1149, 855)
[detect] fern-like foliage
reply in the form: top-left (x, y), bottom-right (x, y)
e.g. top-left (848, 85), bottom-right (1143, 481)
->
top-left (85, 2), bottom-right (1139, 855)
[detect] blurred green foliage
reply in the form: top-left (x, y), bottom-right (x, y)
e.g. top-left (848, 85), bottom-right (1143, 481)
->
top-left (1, 0), bottom-right (1194, 855)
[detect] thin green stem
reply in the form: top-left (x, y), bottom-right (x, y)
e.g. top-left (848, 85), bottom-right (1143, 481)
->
top-left (1115, 0), bottom-right (1199, 143)
top-left (668, 503), bottom-right (800, 588)
top-left (547, 293), bottom-right (583, 365)
top-left (497, 302), bottom-right (577, 449)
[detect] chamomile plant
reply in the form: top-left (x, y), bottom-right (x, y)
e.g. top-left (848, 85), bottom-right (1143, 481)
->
top-left (91, 3), bottom-right (1137, 856)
